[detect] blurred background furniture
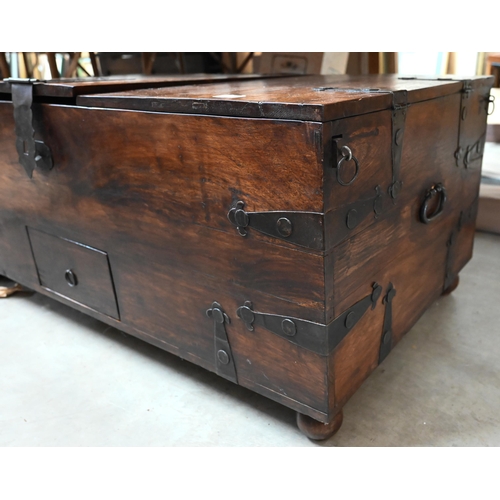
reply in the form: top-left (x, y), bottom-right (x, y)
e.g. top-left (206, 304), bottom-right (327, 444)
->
top-left (486, 52), bottom-right (500, 87)
top-left (2, 52), bottom-right (496, 81)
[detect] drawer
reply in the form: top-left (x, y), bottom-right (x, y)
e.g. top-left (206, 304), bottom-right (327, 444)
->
top-left (27, 227), bottom-right (120, 319)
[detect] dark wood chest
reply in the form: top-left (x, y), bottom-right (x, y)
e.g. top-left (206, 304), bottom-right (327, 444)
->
top-left (0, 74), bottom-right (493, 439)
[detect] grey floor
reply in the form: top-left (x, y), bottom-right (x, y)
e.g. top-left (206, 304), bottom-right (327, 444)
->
top-left (0, 230), bottom-right (498, 447)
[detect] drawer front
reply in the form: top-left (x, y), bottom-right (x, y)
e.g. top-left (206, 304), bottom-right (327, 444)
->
top-left (27, 227), bottom-right (119, 319)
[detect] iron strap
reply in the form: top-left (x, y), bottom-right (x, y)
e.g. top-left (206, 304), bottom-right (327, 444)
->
top-left (8, 78), bottom-right (53, 178)
top-left (404, 78), bottom-right (488, 170)
top-left (443, 200), bottom-right (477, 291)
top-left (455, 80), bottom-right (476, 169)
top-left (206, 302), bottom-right (237, 383)
top-left (378, 283), bottom-right (396, 364)
top-left (236, 283), bottom-right (383, 356)
top-left (228, 191), bottom-right (384, 251)
top-left (322, 87), bottom-right (407, 199)
top-left (227, 201), bottom-right (323, 250)
top-left (389, 90), bottom-right (408, 200)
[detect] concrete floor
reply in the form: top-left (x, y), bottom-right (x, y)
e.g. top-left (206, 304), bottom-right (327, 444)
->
top-left (0, 230), bottom-right (498, 447)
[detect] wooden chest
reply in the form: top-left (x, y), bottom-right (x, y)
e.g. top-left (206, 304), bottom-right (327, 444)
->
top-left (0, 74), bottom-right (493, 440)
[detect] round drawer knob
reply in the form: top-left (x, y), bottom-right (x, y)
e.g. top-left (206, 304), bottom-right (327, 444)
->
top-left (64, 269), bottom-right (78, 287)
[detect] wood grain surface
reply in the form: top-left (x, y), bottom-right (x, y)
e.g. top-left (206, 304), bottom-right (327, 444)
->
top-left (0, 75), bottom-right (493, 425)
top-left (75, 74), bottom-right (474, 121)
top-left (0, 73), bottom-right (284, 98)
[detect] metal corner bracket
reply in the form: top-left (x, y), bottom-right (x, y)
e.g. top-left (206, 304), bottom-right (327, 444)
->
top-left (6, 78), bottom-right (53, 178)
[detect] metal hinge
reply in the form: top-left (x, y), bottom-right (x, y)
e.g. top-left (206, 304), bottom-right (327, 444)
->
top-left (228, 190), bottom-right (385, 250)
top-left (206, 301), bottom-right (237, 383)
top-left (454, 80), bottom-right (488, 169)
top-left (327, 88), bottom-right (407, 200)
top-left (6, 78), bottom-right (53, 178)
top-left (227, 201), bottom-right (324, 250)
top-left (235, 283), bottom-right (383, 356)
top-left (399, 77), bottom-right (488, 170)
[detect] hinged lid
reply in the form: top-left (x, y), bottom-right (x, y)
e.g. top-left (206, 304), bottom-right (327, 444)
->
top-left (0, 73), bottom-right (279, 99)
top-left (75, 74), bottom-right (494, 122)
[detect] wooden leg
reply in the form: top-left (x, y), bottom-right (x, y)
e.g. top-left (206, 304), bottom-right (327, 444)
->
top-left (0, 52), bottom-right (11, 78)
top-left (296, 410), bottom-right (343, 441)
top-left (47, 53), bottom-right (60, 78)
top-left (0, 277), bottom-right (25, 298)
top-left (442, 276), bottom-right (460, 296)
top-left (63, 52), bottom-right (82, 78)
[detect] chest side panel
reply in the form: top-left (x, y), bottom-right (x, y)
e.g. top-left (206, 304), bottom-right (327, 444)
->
top-left (0, 103), bottom-right (326, 308)
top-left (325, 87), bottom-right (489, 415)
top-left (0, 101), bottom-right (331, 419)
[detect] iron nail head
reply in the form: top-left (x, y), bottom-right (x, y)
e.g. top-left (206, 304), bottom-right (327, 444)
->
top-left (217, 350), bottom-right (230, 365)
top-left (345, 311), bottom-right (356, 329)
top-left (281, 319), bottom-right (297, 337)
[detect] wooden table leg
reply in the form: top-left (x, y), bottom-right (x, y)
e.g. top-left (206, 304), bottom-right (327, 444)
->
top-left (0, 52), bottom-right (10, 78)
top-left (89, 52), bottom-right (99, 76)
top-left (141, 53), bottom-right (157, 75)
top-left (47, 53), bottom-right (60, 78)
top-left (63, 52), bottom-right (81, 78)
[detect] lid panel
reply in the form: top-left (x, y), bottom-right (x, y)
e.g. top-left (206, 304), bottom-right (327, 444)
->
top-left (0, 73), bottom-right (280, 98)
top-left (75, 74), bottom-right (481, 121)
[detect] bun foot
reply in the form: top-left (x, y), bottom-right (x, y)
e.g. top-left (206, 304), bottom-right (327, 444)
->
top-left (442, 276), bottom-right (460, 296)
top-left (296, 410), bottom-right (343, 441)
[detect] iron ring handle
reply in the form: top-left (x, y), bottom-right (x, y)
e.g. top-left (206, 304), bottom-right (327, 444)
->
top-left (487, 95), bottom-right (495, 116)
top-left (420, 183), bottom-right (447, 224)
top-left (336, 146), bottom-right (360, 186)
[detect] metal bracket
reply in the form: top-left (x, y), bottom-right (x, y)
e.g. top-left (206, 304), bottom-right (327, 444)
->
top-left (236, 283), bottom-right (383, 356)
top-left (328, 88), bottom-right (407, 199)
top-left (454, 80), bottom-right (486, 169)
top-left (228, 190), bottom-right (386, 251)
top-left (206, 301), bottom-right (237, 384)
top-left (379, 283), bottom-right (396, 364)
top-left (456, 134), bottom-right (486, 169)
top-left (398, 77), bottom-right (488, 170)
top-left (443, 200), bottom-right (477, 291)
top-left (7, 78), bottom-right (53, 178)
top-left (325, 185), bottom-right (386, 248)
top-left (227, 200), bottom-right (324, 250)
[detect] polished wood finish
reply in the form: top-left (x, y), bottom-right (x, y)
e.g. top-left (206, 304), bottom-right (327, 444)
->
top-left (0, 75), bottom-right (493, 435)
top-left (0, 73), bottom-right (287, 98)
top-left (76, 74), bottom-right (472, 121)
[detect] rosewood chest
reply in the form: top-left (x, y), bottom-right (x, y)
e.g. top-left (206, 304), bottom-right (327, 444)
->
top-left (0, 74), bottom-right (493, 440)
